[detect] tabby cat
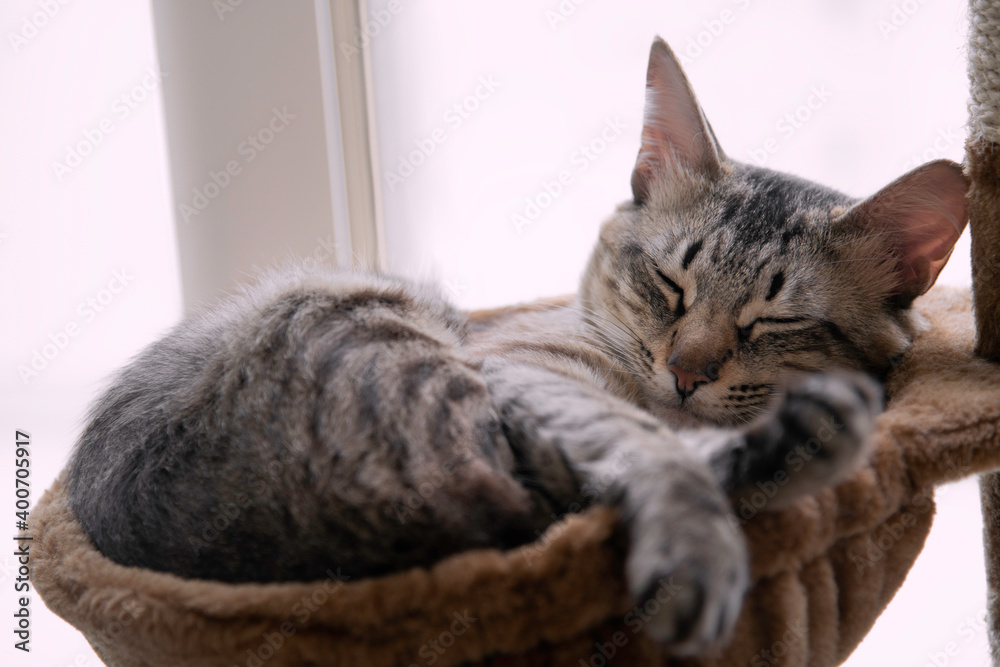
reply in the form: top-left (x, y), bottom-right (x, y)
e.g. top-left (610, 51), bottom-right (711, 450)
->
top-left (67, 38), bottom-right (968, 653)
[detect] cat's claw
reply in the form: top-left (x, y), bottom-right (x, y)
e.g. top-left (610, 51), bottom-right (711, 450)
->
top-left (740, 370), bottom-right (883, 509)
top-left (626, 508), bottom-right (749, 653)
top-left (623, 372), bottom-right (880, 653)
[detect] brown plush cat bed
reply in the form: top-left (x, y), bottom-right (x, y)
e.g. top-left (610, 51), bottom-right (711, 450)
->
top-left (31, 287), bottom-right (1000, 667)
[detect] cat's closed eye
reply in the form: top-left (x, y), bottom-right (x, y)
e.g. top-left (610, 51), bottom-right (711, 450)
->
top-left (654, 267), bottom-right (686, 316)
top-left (737, 316), bottom-right (809, 342)
top-left (766, 272), bottom-right (785, 301)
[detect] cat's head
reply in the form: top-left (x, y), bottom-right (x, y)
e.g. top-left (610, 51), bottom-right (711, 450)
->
top-left (580, 38), bottom-right (969, 427)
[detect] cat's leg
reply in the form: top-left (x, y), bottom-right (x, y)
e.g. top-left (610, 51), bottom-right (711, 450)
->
top-left (702, 371), bottom-right (883, 512)
top-left (480, 358), bottom-right (748, 654)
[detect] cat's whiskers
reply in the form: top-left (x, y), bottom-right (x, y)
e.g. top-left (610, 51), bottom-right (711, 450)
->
top-left (591, 331), bottom-right (653, 379)
top-left (588, 332), bottom-right (651, 379)
top-left (566, 310), bottom-right (631, 355)
top-left (818, 257), bottom-right (886, 266)
top-left (574, 304), bottom-right (654, 375)
top-left (574, 303), bottom-right (645, 343)
top-left (717, 400), bottom-right (767, 425)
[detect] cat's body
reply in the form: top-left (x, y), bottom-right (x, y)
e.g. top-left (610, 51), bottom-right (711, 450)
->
top-left (67, 39), bottom-right (968, 653)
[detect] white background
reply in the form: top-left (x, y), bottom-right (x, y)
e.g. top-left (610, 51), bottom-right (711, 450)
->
top-left (0, 1), bottom-right (988, 665)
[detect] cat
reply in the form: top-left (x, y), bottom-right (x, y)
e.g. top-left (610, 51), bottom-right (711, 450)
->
top-left (66, 37), bottom-right (968, 654)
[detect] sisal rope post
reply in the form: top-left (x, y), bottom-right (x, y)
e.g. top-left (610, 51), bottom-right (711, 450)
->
top-left (968, 0), bottom-right (1000, 363)
top-left (967, 1), bottom-right (1000, 663)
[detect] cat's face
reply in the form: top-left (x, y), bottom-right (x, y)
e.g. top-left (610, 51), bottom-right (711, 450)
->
top-left (580, 39), bottom-right (969, 427)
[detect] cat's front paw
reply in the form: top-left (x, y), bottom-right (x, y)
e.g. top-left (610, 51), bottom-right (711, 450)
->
top-left (737, 370), bottom-right (883, 508)
top-left (625, 494), bottom-right (749, 654)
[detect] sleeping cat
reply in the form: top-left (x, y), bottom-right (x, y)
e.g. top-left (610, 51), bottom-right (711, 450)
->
top-left (66, 38), bottom-right (968, 654)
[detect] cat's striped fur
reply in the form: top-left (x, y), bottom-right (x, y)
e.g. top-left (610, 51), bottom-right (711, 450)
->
top-left (67, 39), bottom-right (968, 653)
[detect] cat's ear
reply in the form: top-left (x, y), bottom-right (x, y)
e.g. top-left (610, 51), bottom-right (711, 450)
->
top-left (631, 37), bottom-right (725, 205)
top-left (832, 159), bottom-right (969, 304)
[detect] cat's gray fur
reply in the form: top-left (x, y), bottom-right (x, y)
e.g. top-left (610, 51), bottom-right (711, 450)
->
top-left (67, 39), bottom-right (968, 653)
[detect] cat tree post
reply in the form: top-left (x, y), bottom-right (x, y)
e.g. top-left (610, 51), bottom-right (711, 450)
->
top-left (967, 0), bottom-right (1000, 662)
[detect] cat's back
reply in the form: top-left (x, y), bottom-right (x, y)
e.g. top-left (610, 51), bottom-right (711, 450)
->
top-left (67, 268), bottom-right (538, 582)
top-left (464, 296), bottom-right (640, 404)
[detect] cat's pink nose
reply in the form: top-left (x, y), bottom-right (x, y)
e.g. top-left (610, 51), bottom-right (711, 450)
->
top-left (668, 360), bottom-right (720, 399)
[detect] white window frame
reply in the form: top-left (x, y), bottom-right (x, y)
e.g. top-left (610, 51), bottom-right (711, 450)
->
top-left (152, 0), bottom-right (385, 312)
